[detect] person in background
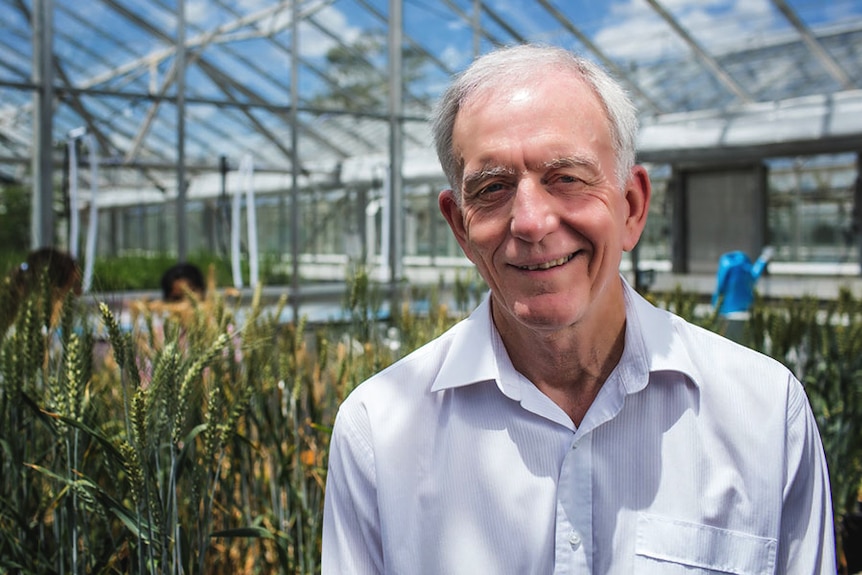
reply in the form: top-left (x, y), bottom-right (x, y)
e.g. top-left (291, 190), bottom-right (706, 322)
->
top-left (322, 44), bottom-right (835, 573)
top-left (160, 262), bottom-right (205, 303)
top-left (712, 245), bottom-right (775, 316)
top-left (1, 247), bottom-right (82, 336)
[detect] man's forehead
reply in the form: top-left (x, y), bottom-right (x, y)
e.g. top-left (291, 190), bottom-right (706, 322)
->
top-left (460, 69), bottom-right (589, 106)
top-left (497, 85), bottom-right (534, 106)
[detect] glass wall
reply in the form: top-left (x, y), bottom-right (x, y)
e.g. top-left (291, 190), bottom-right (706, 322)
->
top-left (640, 164), bottom-right (672, 263)
top-left (89, 152), bottom-right (859, 277)
top-left (767, 154), bottom-right (858, 264)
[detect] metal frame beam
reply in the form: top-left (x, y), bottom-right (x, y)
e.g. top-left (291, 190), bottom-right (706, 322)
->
top-left (28, 0), bottom-right (55, 249)
top-left (536, 0), bottom-right (664, 115)
top-left (771, 0), bottom-right (854, 90)
top-left (643, 0), bottom-right (753, 104)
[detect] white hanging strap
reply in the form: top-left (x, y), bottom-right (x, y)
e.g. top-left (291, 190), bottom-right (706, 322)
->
top-left (231, 157), bottom-right (244, 289)
top-left (82, 133), bottom-right (98, 293)
top-left (378, 165), bottom-right (391, 282)
top-left (67, 128), bottom-right (98, 293)
top-left (228, 154), bottom-right (261, 290)
top-left (242, 154), bottom-right (259, 288)
top-left (68, 133), bottom-right (80, 259)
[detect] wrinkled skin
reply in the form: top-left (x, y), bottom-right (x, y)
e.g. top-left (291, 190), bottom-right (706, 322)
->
top-left (439, 71), bottom-right (651, 423)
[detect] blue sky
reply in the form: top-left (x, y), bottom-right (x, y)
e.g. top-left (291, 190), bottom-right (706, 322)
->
top-left (3, 0), bottom-right (862, 170)
top-left (3, 0), bottom-right (862, 92)
top-left (401, 0), bottom-right (862, 66)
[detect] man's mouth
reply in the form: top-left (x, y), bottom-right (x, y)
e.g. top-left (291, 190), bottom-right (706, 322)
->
top-left (517, 253), bottom-right (576, 271)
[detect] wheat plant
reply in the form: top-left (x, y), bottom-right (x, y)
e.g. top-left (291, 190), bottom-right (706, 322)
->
top-left (2, 271), bottom-right (861, 573)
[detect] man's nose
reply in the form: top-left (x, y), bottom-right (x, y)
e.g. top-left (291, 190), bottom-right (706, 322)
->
top-left (509, 178), bottom-right (557, 241)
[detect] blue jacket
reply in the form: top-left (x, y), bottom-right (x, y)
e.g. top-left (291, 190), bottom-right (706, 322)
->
top-left (712, 251), bottom-right (770, 315)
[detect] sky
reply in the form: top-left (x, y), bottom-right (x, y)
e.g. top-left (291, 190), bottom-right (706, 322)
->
top-left (404, 0), bottom-right (862, 66)
top-left (3, 0), bottom-right (862, 91)
top-left (3, 0), bottom-right (862, 171)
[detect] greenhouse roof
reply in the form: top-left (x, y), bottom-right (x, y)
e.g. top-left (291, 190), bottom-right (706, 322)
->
top-left (2, 0), bottom-right (862, 192)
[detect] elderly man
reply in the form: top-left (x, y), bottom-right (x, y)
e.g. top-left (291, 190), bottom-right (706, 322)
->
top-left (322, 44), bottom-right (835, 574)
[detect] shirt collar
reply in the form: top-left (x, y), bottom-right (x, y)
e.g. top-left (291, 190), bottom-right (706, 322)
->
top-left (621, 277), bottom-right (703, 389)
top-left (430, 293), bottom-right (502, 393)
top-left (429, 277), bottom-right (703, 394)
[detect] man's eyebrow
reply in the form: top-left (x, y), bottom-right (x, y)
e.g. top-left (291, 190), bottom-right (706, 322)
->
top-left (462, 164), bottom-right (517, 190)
top-left (541, 156), bottom-right (598, 171)
top-left (460, 156), bottom-right (600, 192)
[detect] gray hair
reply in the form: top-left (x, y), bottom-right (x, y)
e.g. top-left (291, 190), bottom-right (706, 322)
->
top-left (430, 44), bottom-right (639, 200)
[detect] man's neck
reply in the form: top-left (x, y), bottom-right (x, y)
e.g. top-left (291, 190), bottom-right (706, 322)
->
top-left (493, 300), bottom-right (627, 426)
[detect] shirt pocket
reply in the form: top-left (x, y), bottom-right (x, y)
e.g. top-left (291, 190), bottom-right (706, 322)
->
top-left (634, 512), bottom-right (777, 575)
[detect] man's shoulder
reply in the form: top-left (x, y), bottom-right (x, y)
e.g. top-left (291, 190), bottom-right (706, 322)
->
top-left (679, 314), bottom-right (787, 367)
top-left (630, 288), bottom-right (795, 391)
top-left (662, 311), bottom-right (799, 400)
top-left (341, 315), bottom-right (469, 406)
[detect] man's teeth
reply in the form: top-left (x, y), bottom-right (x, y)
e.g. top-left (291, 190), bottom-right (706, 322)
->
top-left (519, 254), bottom-right (574, 271)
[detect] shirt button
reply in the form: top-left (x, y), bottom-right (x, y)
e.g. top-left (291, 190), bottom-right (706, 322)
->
top-left (568, 531), bottom-right (582, 549)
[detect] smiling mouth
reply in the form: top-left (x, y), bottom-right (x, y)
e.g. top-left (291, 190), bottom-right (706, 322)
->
top-left (517, 253), bottom-right (576, 271)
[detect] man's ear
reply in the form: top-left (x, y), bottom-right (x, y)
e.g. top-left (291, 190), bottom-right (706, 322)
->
top-left (622, 165), bottom-right (652, 252)
top-left (439, 189), bottom-right (471, 256)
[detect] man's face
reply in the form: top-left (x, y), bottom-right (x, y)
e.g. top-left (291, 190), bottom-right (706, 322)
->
top-left (439, 72), bottom-right (650, 336)
top-left (168, 279), bottom-right (200, 302)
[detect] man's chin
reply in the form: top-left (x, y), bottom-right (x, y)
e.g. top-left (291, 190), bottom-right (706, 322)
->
top-left (497, 294), bottom-right (587, 331)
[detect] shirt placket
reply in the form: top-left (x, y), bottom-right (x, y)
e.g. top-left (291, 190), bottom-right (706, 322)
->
top-left (554, 433), bottom-right (593, 574)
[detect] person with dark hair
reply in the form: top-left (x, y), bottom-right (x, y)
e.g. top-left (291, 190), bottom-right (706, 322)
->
top-left (160, 262), bottom-right (205, 303)
top-left (1, 247), bottom-right (82, 336)
top-left (322, 44), bottom-right (835, 573)
top-left (14, 247), bottom-right (82, 297)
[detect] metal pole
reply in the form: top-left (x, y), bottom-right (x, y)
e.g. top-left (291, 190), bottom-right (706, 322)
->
top-left (856, 153), bottom-right (862, 276)
top-left (290, 0), bottom-right (301, 322)
top-left (176, 0), bottom-right (188, 261)
top-left (631, 242), bottom-right (642, 291)
top-left (358, 185), bottom-right (368, 263)
top-left (473, 0), bottom-right (481, 57)
top-left (429, 184), bottom-right (437, 266)
top-left (31, 0), bottom-right (54, 249)
top-left (219, 154), bottom-right (229, 255)
top-left (388, 0), bottom-right (404, 319)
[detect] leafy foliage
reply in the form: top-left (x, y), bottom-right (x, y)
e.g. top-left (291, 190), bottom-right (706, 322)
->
top-left (308, 30), bottom-right (432, 113)
top-left (0, 184), bottom-right (32, 253)
top-left (2, 273), bottom-right (861, 572)
top-left (87, 252), bottom-right (289, 293)
top-left (0, 271), bottom-right (456, 573)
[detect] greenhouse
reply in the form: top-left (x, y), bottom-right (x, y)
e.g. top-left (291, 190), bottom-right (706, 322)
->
top-left (3, 0), bottom-right (862, 291)
top-left (3, 0), bottom-right (862, 573)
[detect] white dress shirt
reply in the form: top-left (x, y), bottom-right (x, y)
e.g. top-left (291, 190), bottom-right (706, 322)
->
top-left (322, 277), bottom-right (835, 574)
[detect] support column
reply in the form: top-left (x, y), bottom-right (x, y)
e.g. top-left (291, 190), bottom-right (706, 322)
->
top-left (176, 0), bottom-right (188, 261)
top-left (855, 153), bottom-right (862, 275)
top-left (670, 166), bottom-right (687, 273)
top-left (388, 0), bottom-right (404, 319)
top-left (290, 0), bottom-right (301, 321)
top-left (31, 0), bottom-right (54, 249)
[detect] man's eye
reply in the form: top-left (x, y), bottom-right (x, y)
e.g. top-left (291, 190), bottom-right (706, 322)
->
top-left (478, 182), bottom-right (506, 195)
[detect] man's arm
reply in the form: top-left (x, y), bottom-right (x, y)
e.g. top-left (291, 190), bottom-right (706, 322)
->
top-left (322, 403), bottom-right (384, 574)
top-left (751, 246), bottom-right (774, 281)
top-left (777, 376), bottom-right (836, 573)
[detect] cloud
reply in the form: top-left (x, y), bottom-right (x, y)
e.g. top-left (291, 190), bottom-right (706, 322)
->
top-left (183, 0), bottom-right (360, 60)
top-left (440, 45), bottom-right (471, 70)
top-left (594, 0), bottom-right (778, 63)
top-left (299, 4), bottom-right (362, 58)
